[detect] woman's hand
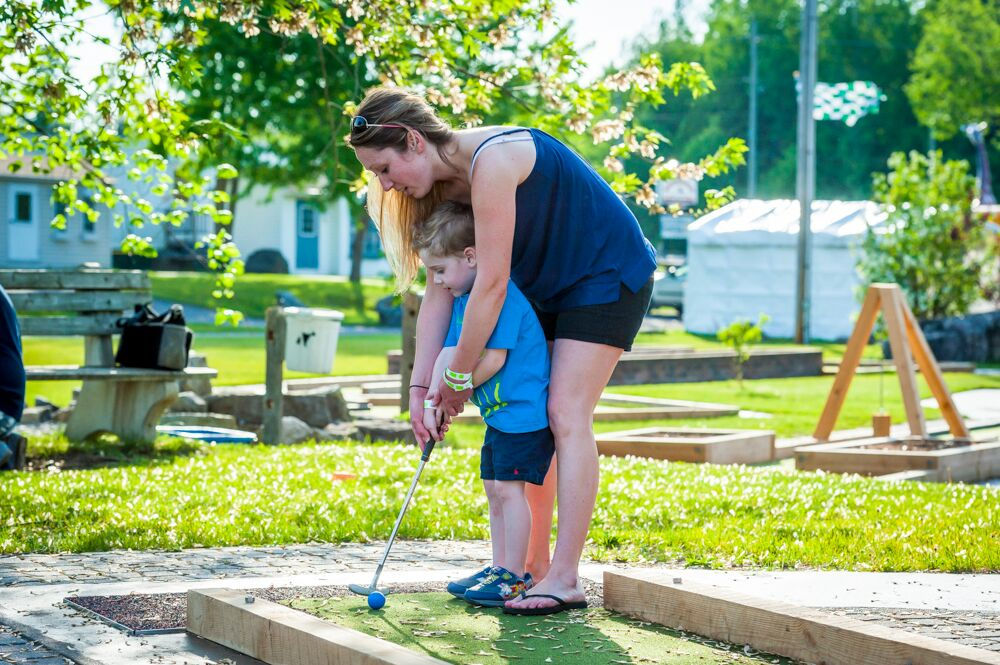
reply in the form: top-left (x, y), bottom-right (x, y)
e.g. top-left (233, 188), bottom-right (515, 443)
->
top-left (409, 386), bottom-right (436, 445)
top-left (435, 380), bottom-right (472, 417)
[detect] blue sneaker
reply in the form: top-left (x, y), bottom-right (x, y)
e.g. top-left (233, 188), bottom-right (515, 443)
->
top-left (463, 567), bottom-right (532, 607)
top-left (446, 565), bottom-right (494, 599)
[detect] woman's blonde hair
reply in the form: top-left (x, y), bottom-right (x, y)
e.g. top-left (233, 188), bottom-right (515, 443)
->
top-left (349, 87), bottom-right (457, 291)
top-left (412, 202), bottom-right (476, 259)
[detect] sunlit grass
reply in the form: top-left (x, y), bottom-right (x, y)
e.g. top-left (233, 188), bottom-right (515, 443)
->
top-left (1, 439), bottom-right (996, 571)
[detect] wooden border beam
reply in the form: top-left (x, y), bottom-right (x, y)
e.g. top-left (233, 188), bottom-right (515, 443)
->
top-left (187, 589), bottom-right (447, 665)
top-left (603, 570), bottom-right (1000, 665)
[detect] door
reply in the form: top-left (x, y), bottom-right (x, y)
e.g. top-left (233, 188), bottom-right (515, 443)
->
top-left (7, 184), bottom-right (39, 261)
top-left (296, 201), bottom-right (319, 270)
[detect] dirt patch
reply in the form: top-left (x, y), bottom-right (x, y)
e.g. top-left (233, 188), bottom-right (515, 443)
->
top-left (861, 437), bottom-right (972, 452)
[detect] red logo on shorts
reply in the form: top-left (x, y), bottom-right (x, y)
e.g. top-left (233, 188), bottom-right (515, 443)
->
top-left (514, 469), bottom-right (519, 475)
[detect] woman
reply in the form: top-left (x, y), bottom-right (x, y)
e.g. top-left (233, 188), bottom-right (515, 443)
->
top-left (349, 87), bottom-right (655, 615)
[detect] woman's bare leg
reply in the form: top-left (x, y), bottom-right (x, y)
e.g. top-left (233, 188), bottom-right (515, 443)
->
top-left (505, 338), bottom-right (622, 610)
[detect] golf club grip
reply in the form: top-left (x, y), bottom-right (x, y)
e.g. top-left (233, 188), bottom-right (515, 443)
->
top-left (421, 438), bottom-right (435, 462)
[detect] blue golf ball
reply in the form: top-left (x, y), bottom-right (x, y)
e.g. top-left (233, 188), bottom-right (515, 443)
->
top-left (368, 591), bottom-right (386, 610)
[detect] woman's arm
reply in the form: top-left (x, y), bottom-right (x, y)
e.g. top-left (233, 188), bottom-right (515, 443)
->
top-left (435, 144), bottom-right (531, 415)
top-left (409, 281), bottom-right (453, 442)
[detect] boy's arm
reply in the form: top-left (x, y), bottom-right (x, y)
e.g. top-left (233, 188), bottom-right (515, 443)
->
top-left (473, 348), bottom-right (507, 387)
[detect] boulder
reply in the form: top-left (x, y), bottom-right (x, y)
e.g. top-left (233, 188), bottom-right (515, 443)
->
top-left (319, 422), bottom-right (361, 441)
top-left (353, 419), bottom-right (416, 446)
top-left (883, 310), bottom-right (1000, 363)
top-left (280, 416), bottom-right (316, 444)
top-left (169, 391), bottom-right (207, 413)
top-left (206, 385), bottom-right (350, 428)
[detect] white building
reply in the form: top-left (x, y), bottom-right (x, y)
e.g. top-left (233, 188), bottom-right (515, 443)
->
top-left (683, 199), bottom-right (887, 341)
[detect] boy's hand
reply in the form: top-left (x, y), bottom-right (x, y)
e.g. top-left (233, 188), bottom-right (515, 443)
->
top-left (435, 382), bottom-right (471, 417)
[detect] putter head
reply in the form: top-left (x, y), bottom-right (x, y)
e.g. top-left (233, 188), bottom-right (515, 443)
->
top-left (348, 583), bottom-right (389, 596)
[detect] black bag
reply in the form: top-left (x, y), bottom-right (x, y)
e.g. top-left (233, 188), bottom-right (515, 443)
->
top-left (115, 303), bottom-right (193, 371)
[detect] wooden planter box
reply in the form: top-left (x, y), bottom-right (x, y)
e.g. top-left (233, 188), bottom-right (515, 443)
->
top-left (795, 436), bottom-right (1000, 482)
top-left (596, 427), bottom-right (775, 464)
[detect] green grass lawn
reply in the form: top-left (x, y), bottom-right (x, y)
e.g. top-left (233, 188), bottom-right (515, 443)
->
top-left (150, 271), bottom-right (396, 326)
top-left (287, 592), bottom-right (797, 664)
top-left (2, 438), bottom-right (997, 571)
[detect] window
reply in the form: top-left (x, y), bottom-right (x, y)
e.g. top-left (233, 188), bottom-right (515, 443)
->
top-left (13, 192), bottom-right (32, 223)
top-left (298, 205), bottom-right (317, 236)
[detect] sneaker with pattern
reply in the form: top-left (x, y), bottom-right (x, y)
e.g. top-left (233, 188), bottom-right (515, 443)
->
top-left (463, 567), bottom-right (532, 607)
top-left (446, 565), bottom-right (494, 599)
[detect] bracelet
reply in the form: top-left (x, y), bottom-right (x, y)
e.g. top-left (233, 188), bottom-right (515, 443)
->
top-left (409, 384), bottom-right (429, 390)
top-left (444, 366), bottom-right (472, 382)
top-left (423, 399), bottom-right (437, 410)
top-left (443, 373), bottom-right (473, 391)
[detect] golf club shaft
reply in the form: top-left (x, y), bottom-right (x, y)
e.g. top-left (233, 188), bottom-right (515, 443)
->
top-left (365, 456), bottom-right (429, 590)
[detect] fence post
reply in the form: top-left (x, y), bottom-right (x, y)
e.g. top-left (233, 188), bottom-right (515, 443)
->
top-left (399, 291), bottom-right (421, 411)
top-left (263, 306), bottom-right (286, 444)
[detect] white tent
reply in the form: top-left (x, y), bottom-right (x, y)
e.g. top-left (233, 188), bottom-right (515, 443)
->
top-left (683, 199), bottom-right (887, 341)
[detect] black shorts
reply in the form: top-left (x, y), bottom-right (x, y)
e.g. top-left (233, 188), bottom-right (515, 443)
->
top-left (532, 278), bottom-right (654, 352)
top-left (481, 425), bottom-right (555, 486)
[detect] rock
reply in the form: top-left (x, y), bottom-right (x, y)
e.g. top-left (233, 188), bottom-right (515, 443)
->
top-left (353, 419), bottom-right (416, 446)
top-left (280, 416), bottom-right (316, 444)
top-left (180, 352), bottom-right (213, 396)
top-left (159, 412), bottom-right (238, 429)
top-left (169, 391), bottom-right (207, 413)
top-left (206, 385), bottom-right (350, 428)
top-left (322, 422), bottom-right (360, 441)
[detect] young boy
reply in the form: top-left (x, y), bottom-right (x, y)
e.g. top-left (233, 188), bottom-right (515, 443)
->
top-left (414, 201), bottom-right (554, 607)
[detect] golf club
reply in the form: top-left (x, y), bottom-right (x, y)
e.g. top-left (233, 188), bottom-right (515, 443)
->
top-left (348, 438), bottom-right (436, 597)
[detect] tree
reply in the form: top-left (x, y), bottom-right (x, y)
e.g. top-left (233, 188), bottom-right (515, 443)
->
top-left (858, 150), bottom-right (988, 321)
top-left (1, 1), bottom-right (746, 318)
top-left (905, 0), bottom-right (1000, 145)
top-left (717, 314), bottom-right (769, 387)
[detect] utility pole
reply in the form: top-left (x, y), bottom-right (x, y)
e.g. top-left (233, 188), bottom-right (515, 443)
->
top-left (748, 19), bottom-right (759, 198)
top-left (794, 0), bottom-right (818, 344)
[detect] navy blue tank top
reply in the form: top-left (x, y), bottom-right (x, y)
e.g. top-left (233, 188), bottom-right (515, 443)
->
top-left (473, 129), bottom-right (657, 312)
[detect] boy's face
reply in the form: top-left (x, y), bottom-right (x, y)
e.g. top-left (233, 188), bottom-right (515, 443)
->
top-left (420, 248), bottom-right (477, 297)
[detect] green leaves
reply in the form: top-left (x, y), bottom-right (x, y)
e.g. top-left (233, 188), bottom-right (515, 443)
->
top-left (860, 150), bottom-right (988, 320)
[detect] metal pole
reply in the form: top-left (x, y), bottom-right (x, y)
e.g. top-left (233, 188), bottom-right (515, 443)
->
top-left (748, 19), bottom-right (759, 198)
top-left (794, 0), bottom-right (818, 344)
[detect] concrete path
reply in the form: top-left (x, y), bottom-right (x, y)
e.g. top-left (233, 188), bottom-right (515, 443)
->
top-left (2, 541), bottom-right (1000, 664)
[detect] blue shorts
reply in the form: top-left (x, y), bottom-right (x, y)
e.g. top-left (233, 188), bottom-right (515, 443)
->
top-left (481, 425), bottom-right (555, 486)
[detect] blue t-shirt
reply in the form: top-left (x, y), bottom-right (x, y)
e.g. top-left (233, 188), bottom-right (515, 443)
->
top-left (445, 281), bottom-right (549, 433)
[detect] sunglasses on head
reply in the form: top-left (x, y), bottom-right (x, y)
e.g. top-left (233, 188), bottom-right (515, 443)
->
top-left (351, 115), bottom-right (407, 132)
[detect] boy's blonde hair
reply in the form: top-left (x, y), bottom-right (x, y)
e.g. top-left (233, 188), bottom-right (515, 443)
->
top-left (412, 201), bottom-right (476, 259)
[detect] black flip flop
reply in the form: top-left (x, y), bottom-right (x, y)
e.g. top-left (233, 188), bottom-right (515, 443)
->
top-left (502, 593), bottom-right (588, 616)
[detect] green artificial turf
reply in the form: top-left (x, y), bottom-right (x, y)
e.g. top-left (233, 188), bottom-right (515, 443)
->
top-left (286, 592), bottom-right (797, 664)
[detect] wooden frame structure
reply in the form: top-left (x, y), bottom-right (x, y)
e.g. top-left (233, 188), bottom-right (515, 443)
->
top-left (603, 570), bottom-right (1000, 665)
top-left (596, 426), bottom-right (775, 464)
top-left (814, 283), bottom-right (969, 442)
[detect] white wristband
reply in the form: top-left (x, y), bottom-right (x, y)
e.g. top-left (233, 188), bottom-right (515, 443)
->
top-left (423, 399), bottom-right (437, 410)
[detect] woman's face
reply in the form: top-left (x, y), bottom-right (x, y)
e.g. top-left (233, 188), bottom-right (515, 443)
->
top-left (355, 144), bottom-right (435, 199)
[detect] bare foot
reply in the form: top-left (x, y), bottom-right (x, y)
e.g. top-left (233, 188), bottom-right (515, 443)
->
top-left (504, 577), bottom-right (585, 610)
